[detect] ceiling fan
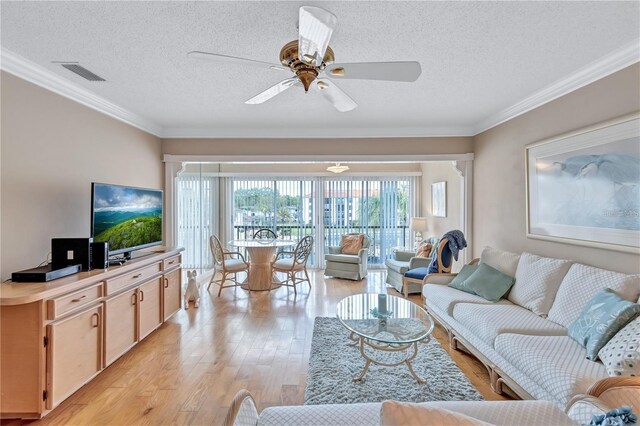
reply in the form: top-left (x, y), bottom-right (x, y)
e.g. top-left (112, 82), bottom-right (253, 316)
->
top-left (187, 6), bottom-right (422, 112)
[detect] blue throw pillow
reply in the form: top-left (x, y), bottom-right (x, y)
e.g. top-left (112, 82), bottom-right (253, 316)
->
top-left (448, 264), bottom-right (479, 295)
top-left (568, 288), bottom-right (640, 361)
top-left (462, 263), bottom-right (515, 302)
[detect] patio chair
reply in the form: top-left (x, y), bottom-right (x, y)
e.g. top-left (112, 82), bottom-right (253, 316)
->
top-left (270, 235), bottom-right (313, 294)
top-left (208, 235), bottom-right (250, 297)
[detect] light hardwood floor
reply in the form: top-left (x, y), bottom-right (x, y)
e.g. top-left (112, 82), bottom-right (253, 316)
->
top-left (8, 270), bottom-right (510, 425)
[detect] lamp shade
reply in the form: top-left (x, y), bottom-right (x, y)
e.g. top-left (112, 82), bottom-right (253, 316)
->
top-left (410, 217), bottom-right (428, 232)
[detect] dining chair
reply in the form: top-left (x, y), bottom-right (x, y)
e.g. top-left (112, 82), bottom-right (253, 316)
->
top-left (270, 235), bottom-right (314, 294)
top-left (252, 228), bottom-right (277, 240)
top-left (208, 235), bottom-right (250, 297)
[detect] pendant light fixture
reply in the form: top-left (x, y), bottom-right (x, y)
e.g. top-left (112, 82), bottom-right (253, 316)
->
top-left (327, 162), bottom-right (350, 173)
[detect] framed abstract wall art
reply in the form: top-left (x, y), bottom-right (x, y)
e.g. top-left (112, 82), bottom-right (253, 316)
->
top-left (432, 181), bottom-right (447, 217)
top-left (526, 113), bottom-right (640, 253)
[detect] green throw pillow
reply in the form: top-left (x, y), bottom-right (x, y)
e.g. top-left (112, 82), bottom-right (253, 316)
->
top-left (448, 264), bottom-right (479, 295)
top-left (462, 263), bottom-right (515, 302)
top-left (568, 288), bottom-right (640, 361)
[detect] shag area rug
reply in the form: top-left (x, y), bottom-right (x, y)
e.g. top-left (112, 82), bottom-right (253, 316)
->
top-left (304, 317), bottom-right (483, 405)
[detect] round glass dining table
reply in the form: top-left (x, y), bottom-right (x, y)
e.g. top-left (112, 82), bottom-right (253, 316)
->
top-left (228, 239), bottom-right (297, 291)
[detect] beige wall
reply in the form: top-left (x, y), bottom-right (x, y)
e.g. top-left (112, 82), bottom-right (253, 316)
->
top-left (0, 72), bottom-right (163, 279)
top-left (473, 63), bottom-right (640, 274)
top-left (420, 162), bottom-right (463, 271)
top-left (163, 136), bottom-right (473, 156)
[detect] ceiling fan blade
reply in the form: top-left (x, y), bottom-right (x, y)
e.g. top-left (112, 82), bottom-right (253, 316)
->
top-left (298, 6), bottom-right (337, 66)
top-left (245, 77), bottom-right (300, 104)
top-left (315, 78), bottom-right (357, 112)
top-left (325, 62), bottom-right (422, 82)
top-left (187, 51), bottom-right (287, 71)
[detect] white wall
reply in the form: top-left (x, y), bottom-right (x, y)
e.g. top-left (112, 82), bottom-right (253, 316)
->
top-left (420, 162), bottom-right (464, 271)
top-left (1, 72), bottom-right (163, 279)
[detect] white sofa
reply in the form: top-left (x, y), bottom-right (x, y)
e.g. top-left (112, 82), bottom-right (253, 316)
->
top-left (225, 388), bottom-right (640, 426)
top-left (422, 248), bottom-right (640, 409)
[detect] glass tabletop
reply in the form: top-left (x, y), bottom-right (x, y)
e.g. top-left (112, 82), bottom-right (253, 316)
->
top-left (336, 293), bottom-right (434, 344)
top-left (228, 239), bottom-right (297, 248)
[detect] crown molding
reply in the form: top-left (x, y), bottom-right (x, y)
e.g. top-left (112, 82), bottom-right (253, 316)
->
top-left (0, 48), bottom-right (163, 137)
top-left (159, 125), bottom-right (474, 138)
top-left (473, 39), bottom-right (640, 135)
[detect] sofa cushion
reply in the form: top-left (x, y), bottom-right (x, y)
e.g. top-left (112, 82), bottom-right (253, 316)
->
top-left (449, 264), bottom-right (479, 294)
top-left (258, 401), bottom-right (574, 426)
top-left (325, 254), bottom-right (361, 264)
top-left (479, 247), bottom-right (520, 277)
top-left (463, 263), bottom-right (515, 302)
top-left (405, 267), bottom-right (429, 280)
top-left (385, 258), bottom-right (410, 274)
top-left (598, 316), bottom-right (640, 377)
top-left (381, 401), bottom-right (493, 426)
top-left (568, 288), bottom-right (640, 360)
top-left (453, 303), bottom-right (567, 346)
top-left (340, 234), bottom-right (364, 255)
top-left (509, 252), bottom-right (572, 317)
top-left (547, 264), bottom-right (640, 327)
top-left (423, 284), bottom-right (512, 316)
top-left (494, 334), bottom-right (607, 406)
top-left (415, 242), bottom-right (433, 258)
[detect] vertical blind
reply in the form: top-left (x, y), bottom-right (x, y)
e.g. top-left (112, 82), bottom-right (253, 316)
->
top-left (175, 173), bottom-right (416, 270)
top-left (322, 177), bottom-right (412, 266)
top-left (176, 172), bottom-right (218, 270)
top-left (231, 178), bottom-right (317, 265)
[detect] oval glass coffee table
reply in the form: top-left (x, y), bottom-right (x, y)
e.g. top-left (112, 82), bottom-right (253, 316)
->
top-left (336, 293), bottom-right (434, 383)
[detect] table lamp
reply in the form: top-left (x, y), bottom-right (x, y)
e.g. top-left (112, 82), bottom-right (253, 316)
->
top-left (410, 217), bottom-right (428, 250)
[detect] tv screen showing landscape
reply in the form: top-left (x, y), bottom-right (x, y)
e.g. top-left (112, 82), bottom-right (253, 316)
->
top-left (92, 183), bottom-right (163, 255)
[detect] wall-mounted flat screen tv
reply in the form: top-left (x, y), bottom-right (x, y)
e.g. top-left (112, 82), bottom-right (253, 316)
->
top-left (91, 183), bottom-right (163, 258)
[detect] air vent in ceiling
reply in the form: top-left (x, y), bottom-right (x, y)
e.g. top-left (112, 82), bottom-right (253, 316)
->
top-left (59, 63), bottom-right (106, 81)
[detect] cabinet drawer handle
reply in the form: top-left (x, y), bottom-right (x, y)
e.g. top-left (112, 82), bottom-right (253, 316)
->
top-left (164, 278), bottom-right (169, 288)
top-left (91, 312), bottom-right (101, 328)
top-left (139, 290), bottom-right (144, 302)
top-left (71, 295), bottom-right (87, 302)
top-left (132, 273), bottom-right (142, 279)
top-left (167, 260), bottom-right (175, 265)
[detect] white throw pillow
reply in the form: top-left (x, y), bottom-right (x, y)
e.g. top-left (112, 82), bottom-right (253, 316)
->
top-left (508, 252), bottom-right (572, 317)
top-left (547, 263), bottom-right (640, 327)
top-left (479, 247), bottom-right (520, 277)
top-left (598, 317), bottom-right (640, 376)
top-left (380, 400), bottom-right (494, 426)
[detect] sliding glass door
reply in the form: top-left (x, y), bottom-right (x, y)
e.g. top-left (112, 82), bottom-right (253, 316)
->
top-left (323, 178), bottom-right (411, 266)
top-left (175, 171), bottom-right (416, 271)
top-left (231, 178), bottom-right (317, 264)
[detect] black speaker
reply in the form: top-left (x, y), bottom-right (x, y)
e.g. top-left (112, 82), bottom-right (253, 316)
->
top-left (52, 238), bottom-right (93, 271)
top-left (91, 242), bottom-right (109, 270)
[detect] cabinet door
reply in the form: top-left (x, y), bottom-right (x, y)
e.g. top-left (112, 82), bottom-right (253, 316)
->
top-left (46, 304), bottom-right (103, 409)
top-left (138, 278), bottom-right (162, 340)
top-left (163, 268), bottom-right (182, 321)
top-left (104, 288), bottom-right (137, 366)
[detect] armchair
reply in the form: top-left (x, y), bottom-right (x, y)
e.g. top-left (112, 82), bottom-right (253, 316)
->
top-left (385, 237), bottom-right (438, 294)
top-left (400, 237), bottom-right (453, 298)
top-left (324, 233), bottom-right (370, 280)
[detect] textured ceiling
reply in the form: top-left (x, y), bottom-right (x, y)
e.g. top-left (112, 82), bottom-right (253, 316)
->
top-left (1, 1), bottom-right (639, 136)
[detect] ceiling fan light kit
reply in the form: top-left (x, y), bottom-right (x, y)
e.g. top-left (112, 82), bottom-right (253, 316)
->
top-left (188, 6), bottom-right (422, 112)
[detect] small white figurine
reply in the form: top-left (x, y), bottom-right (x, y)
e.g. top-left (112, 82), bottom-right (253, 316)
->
top-left (184, 270), bottom-right (200, 309)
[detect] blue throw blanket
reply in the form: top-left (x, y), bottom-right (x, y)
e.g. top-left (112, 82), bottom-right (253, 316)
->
top-left (443, 229), bottom-right (467, 261)
top-left (427, 230), bottom-right (467, 274)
